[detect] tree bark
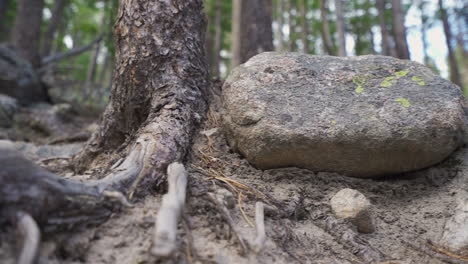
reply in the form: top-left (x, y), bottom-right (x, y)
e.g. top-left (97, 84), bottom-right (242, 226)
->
top-left (335, 0), bottom-right (346, 56)
top-left (320, 0), bottom-right (334, 55)
top-left (438, 0), bottom-right (463, 88)
top-left (276, 0), bottom-right (284, 51)
top-left (419, 0), bottom-right (429, 65)
top-left (287, 0), bottom-right (296, 51)
top-left (41, 0), bottom-right (69, 57)
top-left (74, 0), bottom-right (209, 194)
top-left (300, 0), bottom-right (309, 53)
top-left (232, 0), bottom-right (274, 67)
top-left (377, 0), bottom-right (391, 56)
top-left (0, 0), bottom-right (10, 38)
top-left (391, 0), bottom-right (410, 59)
top-left (211, 0), bottom-right (222, 77)
top-left (12, 0), bottom-right (44, 67)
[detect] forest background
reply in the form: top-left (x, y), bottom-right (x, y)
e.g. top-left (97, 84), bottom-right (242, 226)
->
top-left (0, 0), bottom-right (466, 112)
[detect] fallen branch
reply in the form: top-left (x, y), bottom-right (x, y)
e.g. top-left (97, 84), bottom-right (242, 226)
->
top-left (16, 212), bottom-right (40, 264)
top-left (152, 162), bottom-right (188, 257)
top-left (252, 202), bottom-right (266, 254)
top-left (207, 192), bottom-right (248, 256)
top-left (41, 35), bottom-right (103, 66)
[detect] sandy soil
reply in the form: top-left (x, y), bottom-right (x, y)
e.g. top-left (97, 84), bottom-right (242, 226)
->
top-left (1, 103), bottom-right (468, 264)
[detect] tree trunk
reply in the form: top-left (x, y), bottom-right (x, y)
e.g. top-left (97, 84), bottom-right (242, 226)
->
top-left (391, 0), bottom-right (410, 59)
top-left (287, 0), bottom-right (296, 51)
top-left (277, 0), bottom-right (284, 51)
top-left (300, 0), bottom-right (309, 53)
top-left (41, 0), bottom-right (68, 57)
top-left (320, 0), bottom-right (334, 55)
top-left (335, 0), bottom-right (346, 56)
top-left (232, 0), bottom-right (274, 67)
top-left (12, 0), bottom-right (44, 67)
top-left (376, 0), bottom-right (391, 56)
top-left (74, 0), bottom-right (209, 194)
top-left (0, 0), bottom-right (10, 38)
top-left (438, 0), bottom-right (462, 88)
top-left (211, 0), bottom-right (222, 77)
top-left (419, 0), bottom-right (429, 65)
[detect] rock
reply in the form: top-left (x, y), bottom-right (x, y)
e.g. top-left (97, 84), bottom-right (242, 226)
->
top-left (0, 45), bottom-right (50, 105)
top-left (222, 52), bottom-right (466, 177)
top-left (0, 94), bottom-right (18, 128)
top-left (330, 188), bottom-right (375, 233)
top-left (439, 194), bottom-right (468, 255)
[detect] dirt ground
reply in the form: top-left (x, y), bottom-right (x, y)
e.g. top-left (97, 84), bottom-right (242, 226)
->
top-left (1, 100), bottom-right (468, 264)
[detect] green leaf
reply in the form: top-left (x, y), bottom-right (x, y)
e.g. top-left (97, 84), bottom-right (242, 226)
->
top-left (411, 76), bottom-right (425, 85)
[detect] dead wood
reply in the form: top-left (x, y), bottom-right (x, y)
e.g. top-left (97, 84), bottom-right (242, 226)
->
top-left (207, 192), bottom-right (249, 256)
top-left (40, 35), bottom-right (103, 66)
top-left (152, 162), bottom-right (188, 257)
top-left (16, 212), bottom-right (40, 264)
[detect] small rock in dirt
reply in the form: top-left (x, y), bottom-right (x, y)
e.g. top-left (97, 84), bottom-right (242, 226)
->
top-left (0, 94), bottom-right (18, 128)
top-left (222, 52), bottom-right (466, 177)
top-left (215, 188), bottom-right (236, 209)
top-left (439, 194), bottom-right (468, 255)
top-left (330, 188), bottom-right (375, 233)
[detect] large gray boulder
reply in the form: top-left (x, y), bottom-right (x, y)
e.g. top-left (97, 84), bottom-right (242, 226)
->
top-left (222, 52), bottom-right (466, 177)
top-left (0, 45), bottom-right (49, 105)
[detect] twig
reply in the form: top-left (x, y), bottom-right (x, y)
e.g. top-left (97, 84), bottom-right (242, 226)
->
top-left (152, 162), bottom-right (188, 257)
top-left (16, 211), bottom-right (40, 264)
top-left (41, 35), bottom-right (104, 66)
top-left (401, 239), bottom-right (468, 264)
top-left (252, 202), bottom-right (266, 254)
top-left (207, 193), bottom-right (249, 256)
top-left (238, 192), bottom-right (255, 228)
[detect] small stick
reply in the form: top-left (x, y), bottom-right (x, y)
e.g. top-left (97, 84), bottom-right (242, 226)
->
top-left (152, 162), bottom-right (188, 257)
top-left (16, 211), bottom-right (40, 264)
top-left (207, 193), bottom-right (248, 255)
top-left (252, 202), bottom-right (266, 254)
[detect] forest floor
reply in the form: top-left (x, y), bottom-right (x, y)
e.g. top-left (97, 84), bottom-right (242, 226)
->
top-left (1, 88), bottom-right (468, 264)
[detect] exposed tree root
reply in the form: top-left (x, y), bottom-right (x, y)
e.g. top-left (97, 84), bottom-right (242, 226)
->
top-left (152, 163), bottom-right (188, 258)
top-left (252, 202), bottom-right (266, 254)
top-left (207, 192), bottom-right (249, 256)
top-left (16, 212), bottom-right (40, 264)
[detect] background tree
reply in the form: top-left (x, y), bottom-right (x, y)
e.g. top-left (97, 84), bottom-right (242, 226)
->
top-left (232, 0), bottom-right (274, 67)
top-left (391, 0), bottom-right (410, 59)
top-left (438, 0), bottom-right (462, 89)
top-left (335, 0), bottom-right (346, 56)
top-left (320, 0), bottom-right (334, 55)
top-left (12, 0), bottom-right (45, 67)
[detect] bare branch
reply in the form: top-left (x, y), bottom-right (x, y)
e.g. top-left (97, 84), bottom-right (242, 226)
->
top-left (207, 192), bottom-right (248, 255)
top-left (151, 162), bottom-right (188, 257)
top-left (253, 202), bottom-right (266, 253)
top-left (16, 211), bottom-right (40, 264)
top-left (41, 35), bottom-right (103, 66)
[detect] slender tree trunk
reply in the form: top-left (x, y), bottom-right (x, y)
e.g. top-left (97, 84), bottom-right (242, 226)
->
top-left (12, 0), bottom-right (44, 67)
top-left (376, 0), bottom-right (391, 56)
top-left (438, 0), bottom-right (462, 88)
top-left (287, 0), bottom-right (296, 51)
top-left (86, 8), bottom-right (107, 87)
top-left (211, 0), bottom-right (222, 77)
top-left (419, 1), bottom-right (429, 65)
top-left (74, 0), bottom-right (209, 195)
top-left (277, 0), bottom-right (284, 51)
top-left (391, 0), bottom-right (410, 59)
top-left (0, 0), bottom-right (10, 37)
top-left (320, 0), bottom-right (334, 55)
top-left (232, 0), bottom-right (274, 67)
top-left (300, 0), bottom-right (309, 53)
top-left (42, 0), bottom-right (68, 57)
top-left (335, 0), bottom-right (346, 56)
